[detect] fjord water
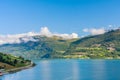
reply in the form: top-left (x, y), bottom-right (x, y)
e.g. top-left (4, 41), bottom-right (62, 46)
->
top-left (0, 59), bottom-right (120, 80)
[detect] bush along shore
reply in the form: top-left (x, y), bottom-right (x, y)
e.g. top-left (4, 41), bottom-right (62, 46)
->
top-left (0, 52), bottom-right (35, 75)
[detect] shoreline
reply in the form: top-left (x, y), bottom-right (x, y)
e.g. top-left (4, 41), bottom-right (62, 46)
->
top-left (3, 62), bottom-right (35, 75)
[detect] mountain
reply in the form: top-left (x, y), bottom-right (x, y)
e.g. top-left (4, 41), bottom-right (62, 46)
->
top-left (1, 29), bottom-right (120, 59)
top-left (65, 29), bottom-right (120, 59)
top-left (0, 36), bottom-right (76, 59)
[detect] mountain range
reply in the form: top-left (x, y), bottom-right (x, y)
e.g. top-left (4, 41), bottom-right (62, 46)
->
top-left (0, 36), bottom-right (76, 59)
top-left (0, 29), bottom-right (120, 59)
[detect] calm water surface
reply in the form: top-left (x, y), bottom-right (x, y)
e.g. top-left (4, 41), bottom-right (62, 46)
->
top-left (0, 59), bottom-right (120, 80)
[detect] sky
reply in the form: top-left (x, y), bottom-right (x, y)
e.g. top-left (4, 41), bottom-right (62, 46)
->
top-left (0, 0), bottom-right (120, 36)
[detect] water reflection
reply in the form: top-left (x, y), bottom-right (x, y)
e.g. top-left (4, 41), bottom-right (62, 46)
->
top-left (40, 60), bottom-right (51, 80)
top-left (92, 60), bottom-right (106, 80)
top-left (72, 61), bottom-right (79, 80)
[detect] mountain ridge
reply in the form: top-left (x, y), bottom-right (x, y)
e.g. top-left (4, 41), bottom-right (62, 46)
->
top-left (0, 29), bottom-right (120, 59)
top-left (64, 29), bottom-right (120, 59)
top-left (0, 36), bottom-right (76, 59)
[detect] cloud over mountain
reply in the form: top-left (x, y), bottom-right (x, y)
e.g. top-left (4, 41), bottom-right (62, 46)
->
top-left (83, 28), bottom-right (106, 35)
top-left (40, 27), bottom-right (78, 39)
top-left (0, 32), bottom-right (38, 45)
top-left (0, 27), bottom-right (78, 45)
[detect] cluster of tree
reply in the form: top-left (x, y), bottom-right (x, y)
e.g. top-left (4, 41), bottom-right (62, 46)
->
top-left (0, 52), bottom-right (31, 67)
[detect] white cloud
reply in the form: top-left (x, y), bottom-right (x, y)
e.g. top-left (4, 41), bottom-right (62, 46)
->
top-left (0, 27), bottom-right (79, 45)
top-left (40, 27), bottom-right (52, 37)
top-left (39, 27), bottom-right (78, 39)
top-left (53, 33), bottom-right (78, 39)
top-left (71, 33), bottom-right (78, 38)
top-left (0, 32), bottom-right (38, 45)
top-left (83, 28), bottom-right (106, 35)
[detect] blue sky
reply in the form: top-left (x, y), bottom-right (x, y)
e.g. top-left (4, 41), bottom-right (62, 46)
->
top-left (0, 0), bottom-right (120, 36)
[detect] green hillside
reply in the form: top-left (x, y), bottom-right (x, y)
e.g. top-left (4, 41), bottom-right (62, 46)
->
top-left (1, 29), bottom-right (120, 59)
top-left (64, 29), bottom-right (120, 59)
top-left (0, 36), bottom-right (76, 59)
top-left (0, 52), bottom-right (31, 70)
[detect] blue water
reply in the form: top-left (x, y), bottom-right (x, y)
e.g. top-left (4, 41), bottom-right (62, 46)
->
top-left (0, 59), bottom-right (120, 80)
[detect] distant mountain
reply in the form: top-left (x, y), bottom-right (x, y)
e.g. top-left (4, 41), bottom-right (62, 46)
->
top-left (65, 29), bottom-right (120, 59)
top-left (0, 36), bottom-right (76, 59)
top-left (1, 29), bottom-right (120, 59)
